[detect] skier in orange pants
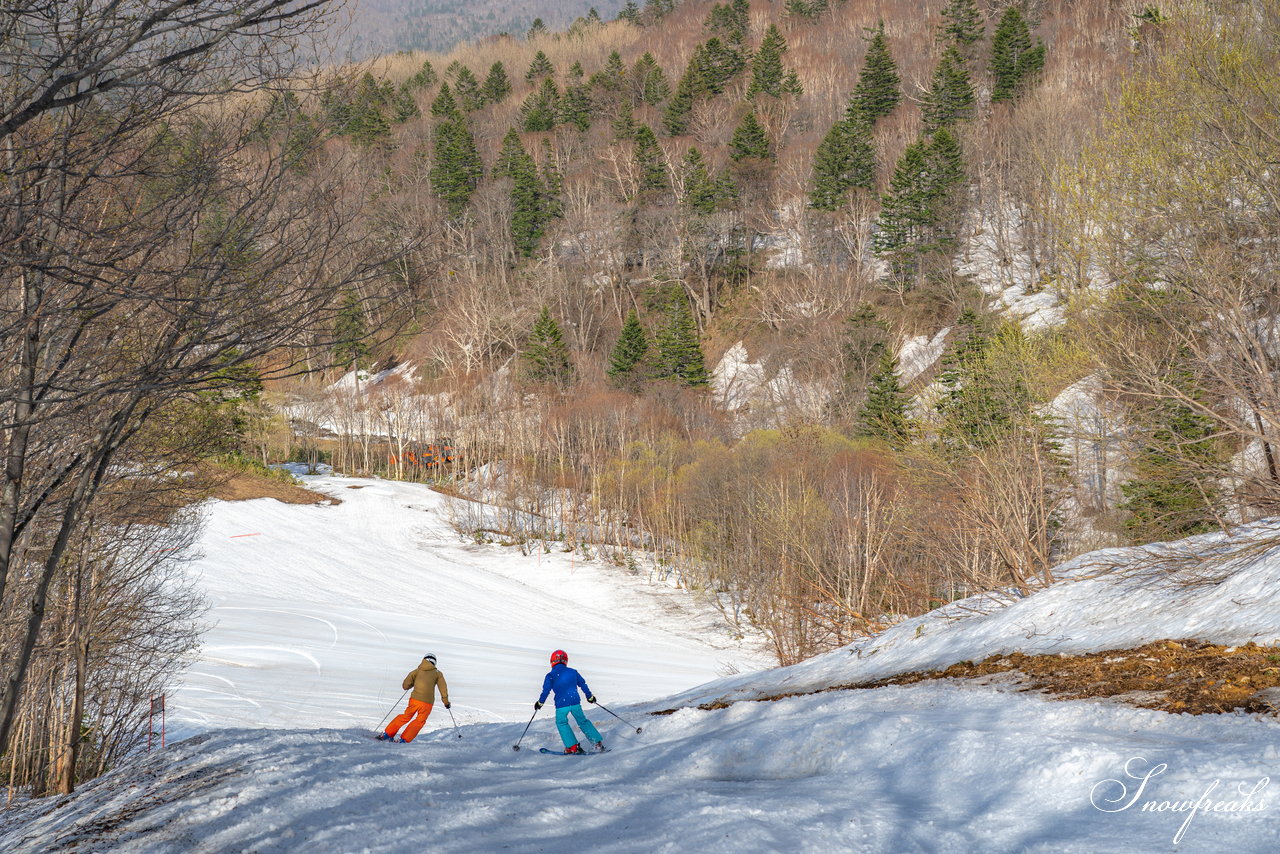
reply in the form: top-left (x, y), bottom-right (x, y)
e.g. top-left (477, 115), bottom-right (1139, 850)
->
top-left (379, 654), bottom-right (450, 743)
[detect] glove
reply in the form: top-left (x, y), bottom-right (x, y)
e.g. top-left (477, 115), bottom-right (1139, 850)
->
top-left (444, 701), bottom-right (451, 709)
top-left (534, 701), bottom-right (543, 711)
top-left (586, 695), bottom-right (597, 704)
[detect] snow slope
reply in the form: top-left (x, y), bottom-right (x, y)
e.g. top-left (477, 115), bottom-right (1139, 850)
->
top-left (169, 474), bottom-right (768, 737)
top-left (3, 486), bottom-right (1279, 853)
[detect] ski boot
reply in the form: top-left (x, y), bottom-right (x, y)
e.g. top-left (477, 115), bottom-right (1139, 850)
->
top-left (592, 741), bottom-right (606, 753)
top-left (564, 743), bottom-right (584, 754)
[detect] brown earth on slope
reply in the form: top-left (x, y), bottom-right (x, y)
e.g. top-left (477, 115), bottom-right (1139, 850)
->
top-left (203, 467), bottom-right (339, 506)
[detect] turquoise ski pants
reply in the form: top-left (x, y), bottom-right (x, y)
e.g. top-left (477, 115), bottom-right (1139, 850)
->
top-left (555, 704), bottom-right (601, 748)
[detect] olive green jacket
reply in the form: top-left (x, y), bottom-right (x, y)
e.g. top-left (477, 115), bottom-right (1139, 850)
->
top-left (403, 660), bottom-right (449, 704)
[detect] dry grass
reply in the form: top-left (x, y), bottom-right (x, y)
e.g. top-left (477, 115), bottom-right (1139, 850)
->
top-left (203, 467), bottom-right (339, 506)
top-left (653, 639), bottom-right (1280, 717)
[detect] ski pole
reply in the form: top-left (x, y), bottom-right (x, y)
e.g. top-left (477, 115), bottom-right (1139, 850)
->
top-left (512, 707), bottom-right (539, 751)
top-left (593, 701), bottom-right (642, 734)
top-left (446, 705), bottom-right (462, 738)
top-left (376, 689), bottom-right (409, 732)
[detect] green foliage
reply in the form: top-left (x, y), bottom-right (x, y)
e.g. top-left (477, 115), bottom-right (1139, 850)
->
top-left (333, 290), bottom-right (371, 369)
top-left (644, 0), bottom-right (676, 21)
top-left (525, 50), bottom-right (553, 83)
top-left (729, 110), bottom-right (771, 161)
top-left (921, 45), bottom-right (975, 131)
top-left (498, 130), bottom-right (556, 257)
top-left (393, 82), bottom-right (421, 123)
top-left (850, 22), bottom-right (901, 123)
top-left (592, 51), bottom-right (628, 92)
top-left (935, 313), bottom-right (1036, 449)
top-left (481, 62), bottom-right (513, 104)
top-left (786, 0), bottom-right (829, 20)
top-left (409, 60), bottom-right (438, 90)
top-left (429, 110), bottom-right (483, 216)
top-left (826, 303), bottom-right (889, 420)
top-left (613, 102), bottom-right (638, 141)
top-left (634, 53), bottom-right (671, 104)
top-left (619, 1), bottom-right (641, 24)
top-left (940, 0), bottom-right (984, 46)
top-left (451, 65), bottom-right (483, 111)
top-left (522, 306), bottom-right (574, 387)
top-left (527, 18), bottom-right (547, 40)
top-left (431, 82), bottom-right (460, 118)
top-left (705, 0), bottom-right (750, 44)
top-left (694, 37), bottom-right (748, 94)
top-left (652, 290), bottom-right (709, 387)
top-left (991, 6), bottom-right (1046, 103)
top-left (634, 124), bottom-right (668, 192)
top-left (521, 77), bottom-right (560, 132)
top-left (607, 310), bottom-right (651, 388)
top-left (663, 61), bottom-right (703, 135)
top-left (857, 350), bottom-right (914, 447)
top-left (1120, 362), bottom-right (1223, 543)
top-left (681, 147), bottom-right (728, 214)
top-left (872, 129), bottom-right (967, 276)
top-left (747, 24), bottom-right (795, 99)
top-left (559, 80), bottom-right (594, 131)
top-left (809, 114), bottom-right (874, 210)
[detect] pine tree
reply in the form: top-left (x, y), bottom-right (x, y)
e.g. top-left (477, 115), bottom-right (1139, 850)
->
top-left (809, 115), bottom-right (875, 210)
top-left (921, 45), bottom-right (975, 131)
top-left (850, 21), bottom-right (901, 124)
top-left (729, 110), bottom-right (771, 161)
top-left (521, 306), bottom-right (574, 387)
top-left (430, 115), bottom-right (483, 216)
top-left (634, 124), bottom-right (668, 191)
top-left (494, 127), bottom-right (527, 179)
top-left (431, 82), bottom-right (460, 118)
top-left (664, 61), bottom-right (703, 135)
top-left (644, 0), bottom-right (675, 21)
top-left (1119, 363), bottom-right (1222, 543)
top-left (525, 50), bottom-right (554, 83)
top-left (991, 6), bottom-right (1046, 103)
top-left (705, 0), bottom-right (750, 43)
top-left (527, 18), bottom-right (547, 40)
top-left (940, 0), bottom-right (984, 46)
top-left (652, 291), bottom-right (709, 387)
top-left (332, 290), bottom-right (370, 369)
top-left (695, 37), bottom-right (747, 94)
top-left (497, 131), bottom-right (553, 256)
top-left (452, 65), bottom-right (482, 111)
top-left (521, 77), bottom-right (560, 132)
top-left (681, 147), bottom-right (721, 214)
top-left (559, 80), bottom-right (593, 131)
top-left (481, 62), bottom-right (512, 105)
top-left (607, 310), bottom-right (650, 388)
top-left (857, 350), bottom-right (914, 446)
top-left (613, 102), bottom-right (638, 141)
top-left (619, 1), bottom-right (641, 24)
top-left (872, 129), bottom-right (966, 275)
top-left (632, 53), bottom-right (670, 105)
top-left (935, 314), bottom-right (1034, 449)
top-left (747, 24), bottom-right (789, 99)
top-left (593, 51), bottom-right (628, 92)
top-left (393, 82), bottom-right (421, 123)
top-left (409, 59), bottom-right (438, 90)
top-left (569, 61), bottom-right (585, 80)
top-left (586, 7), bottom-right (602, 25)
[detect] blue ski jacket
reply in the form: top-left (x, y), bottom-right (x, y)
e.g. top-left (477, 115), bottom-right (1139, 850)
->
top-left (539, 664), bottom-right (591, 709)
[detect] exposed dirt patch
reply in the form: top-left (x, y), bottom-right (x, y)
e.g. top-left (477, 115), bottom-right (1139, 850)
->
top-left (653, 640), bottom-right (1280, 717)
top-left (204, 469), bottom-right (338, 506)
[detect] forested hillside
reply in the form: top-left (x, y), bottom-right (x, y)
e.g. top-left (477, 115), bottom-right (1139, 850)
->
top-left (5, 0), bottom-right (1278, 796)
top-left (269, 0), bottom-right (1280, 663)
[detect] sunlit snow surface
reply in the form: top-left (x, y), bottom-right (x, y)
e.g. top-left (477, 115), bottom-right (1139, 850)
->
top-left (3, 480), bottom-right (1280, 853)
top-left (169, 474), bottom-right (770, 737)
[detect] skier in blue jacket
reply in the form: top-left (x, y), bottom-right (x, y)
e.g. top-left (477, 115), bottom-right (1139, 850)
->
top-left (535, 650), bottom-right (604, 754)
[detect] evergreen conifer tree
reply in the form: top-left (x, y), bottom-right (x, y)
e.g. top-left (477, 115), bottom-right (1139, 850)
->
top-left (559, 80), bottom-right (594, 131)
top-left (729, 110), bottom-right (771, 161)
top-left (431, 82), bottom-right (460, 118)
top-left (695, 37), bottom-right (747, 94)
top-left (638, 55), bottom-right (670, 104)
top-left (940, 0), bottom-right (984, 46)
top-left (747, 24), bottom-right (789, 98)
top-left (607, 310), bottom-right (650, 388)
top-left (857, 350), bottom-right (914, 446)
top-left (430, 112), bottom-right (483, 216)
top-left (452, 66), bottom-right (482, 111)
top-left (681, 147), bottom-right (721, 214)
top-left (409, 59), bottom-right (438, 90)
top-left (594, 51), bottom-right (627, 92)
top-left (1119, 363), bottom-right (1222, 543)
top-left (525, 50), bottom-right (554, 83)
top-left (481, 62), bottom-right (513, 104)
top-left (921, 45), bottom-right (975, 131)
top-left (872, 129), bottom-right (966, 275)
top-left (613, 102), bottom-right (638, 141)
top-left (990, 6), bottom-right (1046, 103)
top-left (619, 1), bottom-right (641, 23)
top-left (494, 127), bottom-right (527, 178)
top-left (809, 115), bottom-right (874, 210)
top-left (332, 291), bottom-right (370, 369)
top-left (664, 61), bottom-right (703, 135)
top-left (935, 314), bottom-right (1034, 449)
top-left (652, 291), bottom-right (709, 387)
top-left (521, 307), bottom-right (574, 387)
top-left (521, 77), bottom-right (560, 132)
top-left (634, 124), bottom-right (668, 191)
top-left (527, 18), bottom-right (547, 40)
top-left (393, 82), bottom-right (421, 123)
top-left (496, 131), bottom-right (553, 256)
top-left (850, 21), bottom-right (901, 124)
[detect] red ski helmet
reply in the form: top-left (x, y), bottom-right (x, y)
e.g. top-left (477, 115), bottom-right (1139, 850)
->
top-left (550, 649), bottom-right (568, 666)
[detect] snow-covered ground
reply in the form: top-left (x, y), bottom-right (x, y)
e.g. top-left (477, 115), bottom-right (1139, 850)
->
top-left (2, 481), bottom-right (1279, 853)
top-left (167, 474), bottom-right (769, 737)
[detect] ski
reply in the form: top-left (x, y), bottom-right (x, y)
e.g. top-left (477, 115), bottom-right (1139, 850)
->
top-left (539, 747), bottom-right (606, 755)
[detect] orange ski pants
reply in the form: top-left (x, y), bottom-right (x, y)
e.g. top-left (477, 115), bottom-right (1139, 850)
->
top-left (386, 698), bottom-right (434, 742)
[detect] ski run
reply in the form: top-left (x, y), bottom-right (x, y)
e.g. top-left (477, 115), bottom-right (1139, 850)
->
top-left (2, 474), bottom-right (1278, 853)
